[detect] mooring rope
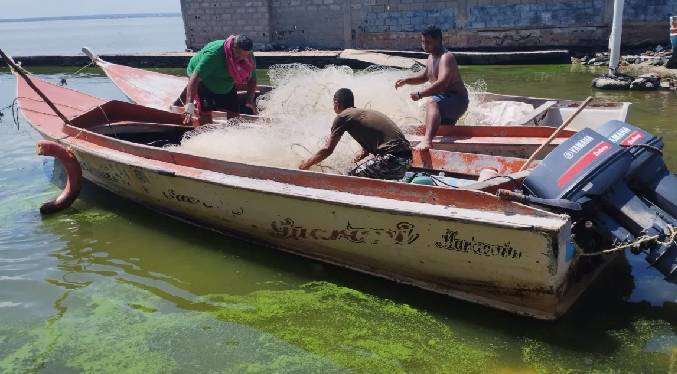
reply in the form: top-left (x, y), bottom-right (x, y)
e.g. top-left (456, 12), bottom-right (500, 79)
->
top-left (0, 98), bottom-right (20, 129)
top-left (578, 224), bottom-right (677, 257)
top-left (60, 61), bottom-right (95, 86)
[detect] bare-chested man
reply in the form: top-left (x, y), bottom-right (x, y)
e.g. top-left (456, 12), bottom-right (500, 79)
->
top-left (395, 25), bottom-right (468, 151)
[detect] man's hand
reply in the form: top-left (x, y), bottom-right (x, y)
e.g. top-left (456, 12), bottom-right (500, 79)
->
top-left (410, 92), bottom-right (422, 102)
top-left (182, 102), bottom-right (195, 125)
top-left (353, 148), bottom-right (369, 163)
top-left (245, 99), bottom-right (258, 115)
top-left (414, 141), bottom-right (432, 152)
top-left (298, 160), bottom-right (310, 170)
top-left (395, 78), bottom-right (407, 90)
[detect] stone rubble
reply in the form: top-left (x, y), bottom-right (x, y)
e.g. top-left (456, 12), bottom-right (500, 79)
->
top-left (580, 46), bottom-right (677, 91)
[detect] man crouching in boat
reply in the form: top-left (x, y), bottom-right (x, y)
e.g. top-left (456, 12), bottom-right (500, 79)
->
top-left (299, 88), bottom-right (412, 180)
top-left (395, 25), bottom-right (468, 151)
top-left (181, 35), bottom-right (258, 124)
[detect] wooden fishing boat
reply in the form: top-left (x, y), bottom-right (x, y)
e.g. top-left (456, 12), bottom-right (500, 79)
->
top-left (83, 49), bottom-right (630, 158)
top-left (10, 60), bottom-right (623, 320)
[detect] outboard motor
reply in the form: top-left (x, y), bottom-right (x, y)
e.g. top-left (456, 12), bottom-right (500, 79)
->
top-left (595, 120), bottom-right (677, 218)
top-left (522, 128), bottom-right (677, 283)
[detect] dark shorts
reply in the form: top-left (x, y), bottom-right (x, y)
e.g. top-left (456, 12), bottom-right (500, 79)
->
top-left (349, 153), bottom-right (412, 181)
top-left (197, 83), bottom-right (239, 113)
top-left (431, 92), bottom-right (469, 125)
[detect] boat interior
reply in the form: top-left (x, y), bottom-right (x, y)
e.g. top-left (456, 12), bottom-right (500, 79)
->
top-left (71, 101), bottom-right (532, 196)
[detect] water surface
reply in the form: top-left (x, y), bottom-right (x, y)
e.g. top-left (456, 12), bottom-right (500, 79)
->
top-left (0, 66), bottom-right (675, 373)
top-left (0, 17), bottom-right (186, 56)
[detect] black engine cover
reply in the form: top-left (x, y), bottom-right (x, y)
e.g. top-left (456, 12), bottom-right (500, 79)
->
top-left (523, 129), bottom-right (632, 201)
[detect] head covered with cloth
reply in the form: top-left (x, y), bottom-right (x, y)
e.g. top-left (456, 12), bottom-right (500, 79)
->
top-left (224, 34), bottom-right (255, 86)
top-left (181, 34), bottom-right (259, 124)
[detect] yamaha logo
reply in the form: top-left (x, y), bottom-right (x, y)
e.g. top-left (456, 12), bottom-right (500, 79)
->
top-left (562, 135), bottom-right (594, 160)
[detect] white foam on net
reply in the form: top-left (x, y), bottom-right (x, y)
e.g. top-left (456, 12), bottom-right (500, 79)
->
top-left (169, 64), bottom-right (494, 171)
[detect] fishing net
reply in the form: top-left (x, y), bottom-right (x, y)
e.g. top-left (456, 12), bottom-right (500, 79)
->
top-left (169, 64), bottom-right (491, 171)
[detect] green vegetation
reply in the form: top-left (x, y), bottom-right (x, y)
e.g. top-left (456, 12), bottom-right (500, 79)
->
top-left (205, 281), bottom-right (495, 373)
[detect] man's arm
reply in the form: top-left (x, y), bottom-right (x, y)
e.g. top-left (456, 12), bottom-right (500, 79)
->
top-left (416, 53), bottom-right (459, 98)
top-left (183, 71), bottom-right (201, 124)
top-left (395, 62), bottom-right (428, 89)
top-left (185, 71), bottom-right (200, 105)
top-left (299, 135), bottom-right (342, 170)
top-left (245, 76), bottom-right (258, 114)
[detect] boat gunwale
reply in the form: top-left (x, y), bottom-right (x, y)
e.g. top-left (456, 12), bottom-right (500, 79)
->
top-left (63, 129), bottom-right (568, 231)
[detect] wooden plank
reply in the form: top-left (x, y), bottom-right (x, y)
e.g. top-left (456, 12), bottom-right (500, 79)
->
top-left (338, 49), bottom-right (424, 69)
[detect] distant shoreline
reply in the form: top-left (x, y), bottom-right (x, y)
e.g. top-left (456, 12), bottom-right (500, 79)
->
top-left (0, 13), bottom-right (181, 23)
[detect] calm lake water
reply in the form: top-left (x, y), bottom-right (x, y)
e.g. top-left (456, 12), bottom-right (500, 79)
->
top-left (1, 65), bottom-right (676, 373)
top-left (0, 16), bottom-right (186, 56)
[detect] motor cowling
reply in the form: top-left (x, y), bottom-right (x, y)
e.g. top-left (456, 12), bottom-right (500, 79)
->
top-left (523, 127), bottom-right (677, 283)
top-left (595, 120), bottom-right (677, 218)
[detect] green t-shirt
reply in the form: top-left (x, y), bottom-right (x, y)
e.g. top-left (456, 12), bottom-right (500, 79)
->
top-left (331, 108), bottom-right (411, 156)
top-left (187, 39), bottom-right (257, 94)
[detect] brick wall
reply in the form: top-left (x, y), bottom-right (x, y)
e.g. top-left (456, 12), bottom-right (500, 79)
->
top-left (624, 0), bottom-right (677, 22)
top-left (269, 0), bottom-right (347, 48)
top-left (181, 0), bottom-right (677, 51)
top-left (467, 0), bottom-right (604, 29)
top-left (180, 0), bottom-right (272, 49)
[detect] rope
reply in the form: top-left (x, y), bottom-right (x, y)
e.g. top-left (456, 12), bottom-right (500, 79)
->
top-left (621, 143), bottom-right (663, 156)
top-left (60, 61), bottom-right (95, 86)
top-left (96, 105), bottom-right (118, 139)
top-left (0, 98), bottom-right (20, 129)
top-left (578, 225), bottom-right (677, 257)
top-left (18, 95), bottom-right (91, 112)
top-left (428, 173), bottom-right (457, 188)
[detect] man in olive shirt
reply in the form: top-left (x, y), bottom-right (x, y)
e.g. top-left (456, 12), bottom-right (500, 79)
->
top-left (299, 89), bottom-right (412, 180)
top-left (181, 35), bottom-right (258, 124)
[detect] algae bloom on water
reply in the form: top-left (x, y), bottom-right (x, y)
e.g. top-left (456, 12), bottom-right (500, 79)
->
top-left (202, 281), bottom-right (496, 373)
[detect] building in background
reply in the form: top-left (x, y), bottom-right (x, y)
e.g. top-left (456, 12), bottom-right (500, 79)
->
top-left (179, 0), bottom-right (677, 51)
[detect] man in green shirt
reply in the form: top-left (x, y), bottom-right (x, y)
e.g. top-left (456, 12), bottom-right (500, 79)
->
top-left (182, 35), bottom-right (258, 124)
top-left (299, 88), bottom-right (412, 180)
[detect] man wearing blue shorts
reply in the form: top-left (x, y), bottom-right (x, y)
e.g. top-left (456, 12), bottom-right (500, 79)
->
top-left (395, 25), bottom-right (469, 151)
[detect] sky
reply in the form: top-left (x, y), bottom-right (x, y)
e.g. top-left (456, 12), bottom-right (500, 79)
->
top-left (0, 0), bottom-right (181, 19)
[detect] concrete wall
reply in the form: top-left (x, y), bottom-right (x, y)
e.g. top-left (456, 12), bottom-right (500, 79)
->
top-left (180, 0), bottom-right (272, 49)
top-left (180, 0), bottom-right (677, 51)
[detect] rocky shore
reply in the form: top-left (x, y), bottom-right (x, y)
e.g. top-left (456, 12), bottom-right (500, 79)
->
top-left (573, 47), bottom-right (677, 91)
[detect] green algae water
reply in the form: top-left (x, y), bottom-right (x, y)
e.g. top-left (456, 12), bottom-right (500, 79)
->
top-left (0, 66), bottom-right (676, 373)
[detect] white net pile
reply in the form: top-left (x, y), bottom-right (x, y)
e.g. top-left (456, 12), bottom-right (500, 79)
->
top-left (258, 64), bottom-right (427, 126)
top-left (169, 64), bottom-right (495, 171)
